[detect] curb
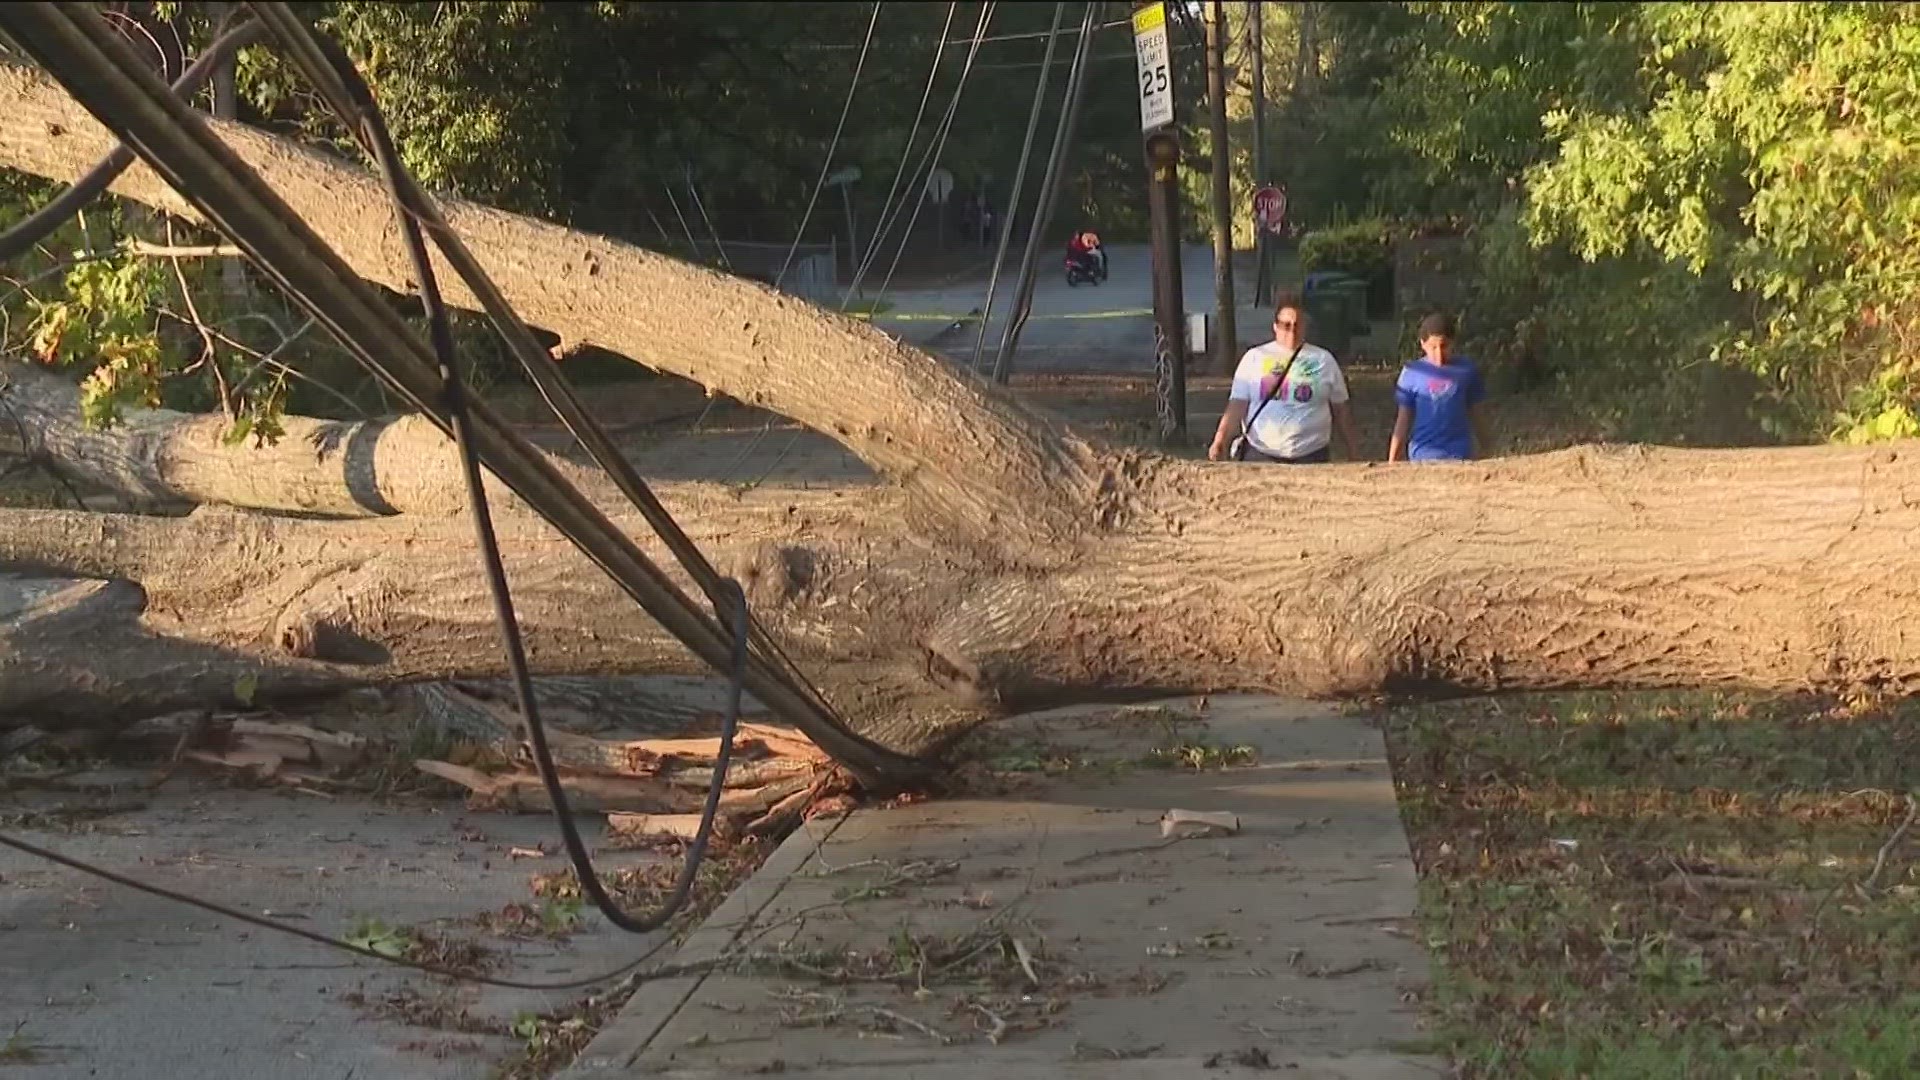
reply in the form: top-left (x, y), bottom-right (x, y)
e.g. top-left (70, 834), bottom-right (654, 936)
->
top-left (556, 812), bottom-right (851, 1078)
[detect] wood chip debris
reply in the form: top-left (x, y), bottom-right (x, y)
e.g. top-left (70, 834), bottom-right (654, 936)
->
top-left (1159, 809), bottom-right (1241, 838)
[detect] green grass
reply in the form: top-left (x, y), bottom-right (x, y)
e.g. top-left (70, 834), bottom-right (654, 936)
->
top-left (1386, 690), bottom-right (1920, 1079)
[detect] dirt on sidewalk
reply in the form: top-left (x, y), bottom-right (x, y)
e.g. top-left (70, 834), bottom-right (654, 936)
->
top-left (566, 695), bottom-right (1444, 1079)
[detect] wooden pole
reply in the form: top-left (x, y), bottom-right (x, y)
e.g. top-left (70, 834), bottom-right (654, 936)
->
top-left (1204, 0), bottom-right (1238, 375)
top-left (1250, 1), bottom-right (1270, 307)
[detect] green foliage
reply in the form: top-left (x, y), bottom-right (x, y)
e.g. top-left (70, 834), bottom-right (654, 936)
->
top-left (1284, 2), bottom-right (1920, 445)
top-left (1299, 216), bottom-right (1395, 282)
top-left (344, 916), bottom-right (414, 958)
top-left (20, 250), bottom-right (167, 429)
top-left (1282, 2), bottom-right (1647, 226)
top-left (1525, 2), bottom-right (1920, 442)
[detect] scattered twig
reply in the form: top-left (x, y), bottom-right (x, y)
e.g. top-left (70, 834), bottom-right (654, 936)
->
top-left (1656, 871), bottom-right (1780, 895)
top-left (1062, 835), bottom-right (1188, 868)
top-left (1305, 958), bottom-right (1387, 979)
top-left (863, 1005), bottom-right (948, 1044)
top-left (129, 240), bottom-right (246, 259)
top-left (163, 220), bottom-right (232, 419)
top-left (809, 856), bottom-right (889, 877)
top-left (1863, 792), bottom-right (1920, 894)
top-left (147, 710), bottom-right (215, 791)
top-left (768, 986), bottom-right (845, 1029)
top-left (1010, 936), bottom-right (1040, 987)
top-left (1074, 1038), bottom-right (1167, 1061)
top-left (969, 1001), bottom-right (1007, 1044)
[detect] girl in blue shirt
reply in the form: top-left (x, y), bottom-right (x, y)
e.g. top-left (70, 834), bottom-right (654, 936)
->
top-left (1389, 312), bottom-right (1489, 462)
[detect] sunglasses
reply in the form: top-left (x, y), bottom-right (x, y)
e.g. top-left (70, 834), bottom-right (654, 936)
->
top-left (1276, 320), bottom-right (1298, 330)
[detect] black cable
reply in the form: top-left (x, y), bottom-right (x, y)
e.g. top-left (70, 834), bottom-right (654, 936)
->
top-left (0, 2), bottom-right (755, 972)
top-left (836, 0), bottom-right (962, 308)
top-left (991, 1), bottom-right (1099, 384)
top-left (256, 12), bottom-right (857, 742)
top-left (15, 0), bottom-right (910, 786)
top-left (968, 1), bottom-right (1067, 378)
top-left (0, 14), bottom-right (265, 263)
top-left (0, 831), bottom-right (680, 991)
top-left (774, 0), bottom-right (881, 288)
top-left (231, 13), bottom-right (754, 937)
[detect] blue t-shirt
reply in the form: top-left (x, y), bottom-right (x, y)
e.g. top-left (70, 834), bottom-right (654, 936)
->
top-left (1395, 358), bottom-right (1484, 460)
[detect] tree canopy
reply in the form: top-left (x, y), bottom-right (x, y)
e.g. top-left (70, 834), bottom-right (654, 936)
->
top-left (1275, 1), bottom-right (1920, 444)
top-left (2, 2), bottom-right (1917, 448)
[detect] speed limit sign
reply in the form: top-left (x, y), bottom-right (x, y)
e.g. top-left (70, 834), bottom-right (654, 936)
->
top-left (1252, 185), bottom-right (1287, 235)
top-left (1132, 3), bottom-right (1174, 132)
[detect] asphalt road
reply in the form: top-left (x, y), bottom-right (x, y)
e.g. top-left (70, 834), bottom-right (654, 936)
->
top-left (871, 242), bottom-right (1272, 374)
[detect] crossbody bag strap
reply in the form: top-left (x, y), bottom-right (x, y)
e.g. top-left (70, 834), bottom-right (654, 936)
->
top-left (1242, 342), bottom-right (1306, 436)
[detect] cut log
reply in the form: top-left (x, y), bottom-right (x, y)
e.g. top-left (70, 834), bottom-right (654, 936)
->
top-left (604, 813), bottom-right (711, 841)
top-left (395, 682), bottom-right (823, 780)
top-left (414, 760), bottom-right (815, 817)
top-left (412, 760), bottom-right (695, 814)
top-left (0, 360), bottom-right (619, 518)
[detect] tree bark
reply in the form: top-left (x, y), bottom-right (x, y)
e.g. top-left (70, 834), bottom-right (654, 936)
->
top-left (5, 434), bottom-right (1919, 740)
top-left (0, 360), bottom-right (617, 517)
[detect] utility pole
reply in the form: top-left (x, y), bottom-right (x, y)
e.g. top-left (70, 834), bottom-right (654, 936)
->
top-left (1204, 0), bottom-right (1238, 376)
top-left (1249, 1), bottom-right (1269, 307)
top-left (1134, 1), bottom-right (1187, 444)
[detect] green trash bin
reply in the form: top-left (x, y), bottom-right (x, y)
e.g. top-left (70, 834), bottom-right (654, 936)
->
top-left (1326, 278), bottom-right (1373, 337)
top-left (1302, 291), bottom-right (1352, 358)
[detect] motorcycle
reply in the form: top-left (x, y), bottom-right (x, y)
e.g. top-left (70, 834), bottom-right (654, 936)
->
top-left (1064, 248), bottom-right (1107, 287)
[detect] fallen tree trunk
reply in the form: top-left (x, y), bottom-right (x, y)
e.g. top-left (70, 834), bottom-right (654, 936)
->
top-left (3, 56), bottom-right (1919, 753)
top-left (5, 435), bottom-right (1919, 743)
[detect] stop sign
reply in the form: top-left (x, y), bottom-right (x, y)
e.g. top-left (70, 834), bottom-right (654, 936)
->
top-left (1252, 186), bottom-right (1287, 234)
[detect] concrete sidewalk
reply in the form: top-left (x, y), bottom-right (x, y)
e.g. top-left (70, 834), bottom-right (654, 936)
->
top-left (564, 696), bottom-right (1442, 1079)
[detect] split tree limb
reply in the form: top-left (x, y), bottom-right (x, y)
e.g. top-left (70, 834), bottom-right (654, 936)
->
top-left (0, 57), bottom-right (1099, 565)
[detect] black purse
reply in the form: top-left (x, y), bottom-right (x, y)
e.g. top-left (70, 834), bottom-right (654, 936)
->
top-left (1229, 343), bottom-right (1305, 462)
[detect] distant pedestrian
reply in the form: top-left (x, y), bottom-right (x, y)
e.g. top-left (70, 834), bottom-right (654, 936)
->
top-left (1388, 312), bottom-right (1489, 462)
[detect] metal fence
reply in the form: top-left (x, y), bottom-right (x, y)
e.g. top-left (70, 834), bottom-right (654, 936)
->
top-left (684, 237), bottom-right (839, 306)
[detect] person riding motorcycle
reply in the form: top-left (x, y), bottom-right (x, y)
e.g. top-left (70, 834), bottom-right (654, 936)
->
top-left (1065, 229), bottom-right (1106, 280)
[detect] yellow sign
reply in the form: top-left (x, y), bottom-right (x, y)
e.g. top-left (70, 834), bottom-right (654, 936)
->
top-left (1132, 2), bottom-right (1174, 131)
